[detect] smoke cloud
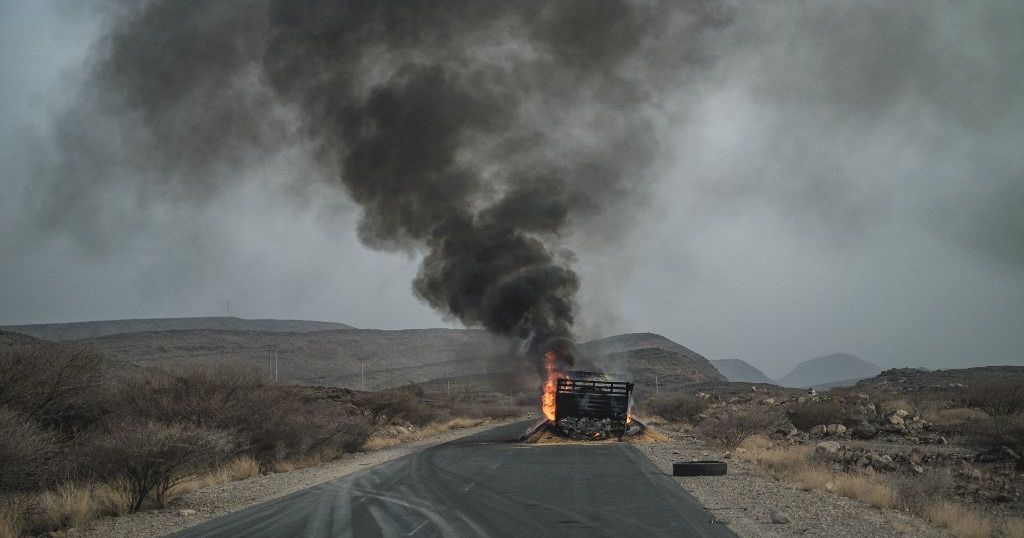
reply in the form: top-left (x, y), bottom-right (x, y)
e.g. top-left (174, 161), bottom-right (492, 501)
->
top-left (36, 1), bottom-right (731, 354)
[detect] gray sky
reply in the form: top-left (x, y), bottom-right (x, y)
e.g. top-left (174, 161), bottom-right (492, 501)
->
top-left (1, 1), bottom-right (1022, 378)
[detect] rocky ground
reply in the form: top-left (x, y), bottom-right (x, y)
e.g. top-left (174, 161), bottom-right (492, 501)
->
top-left (61, 419), bottom-right (522, 538)
top-left (638, 424), bottom-right (951, 537)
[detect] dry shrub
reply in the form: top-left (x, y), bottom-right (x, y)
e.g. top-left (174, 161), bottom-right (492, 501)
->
top-left (643, 394), bottom-right (708, 423)
top-left (0, 344), bottom-right (109, 431)
top-left (0, 498), bottom-right (23, 538)
top-left (895, 470), bottom-right (953, 513)
top-left (1004, 518), bottom-right (1024, 538)
top-left (956, 381), bottom-right (1024, 416)
top-left (0, 407), bottom-right (62, 493)
top-left (120, 368), bottom-right (373, 465)
top-left (698, 407), bottom-right (783, 450)
top-left (352, 386), bottom-right (438, 426)
top-left (924, 502), bottom-right (993, 538)
top-left (927, 407), bottom-right (989, 426)
top-left (786, 399), bottom-right (850, 430)
top-left (27, 485), bottom-right (95, 533)
top-left (163, 456), bottom-right (261, 503)
top-left (83, 421), bottom-right (234, 512)
top-left (736, 439), bottom-right (831, 491)
top-left (363, 418), bottom-right (486, 450)
top-left (832, 475), bottom-right (899, 509)
top-left (964, 415), bottom-right (1024, 469)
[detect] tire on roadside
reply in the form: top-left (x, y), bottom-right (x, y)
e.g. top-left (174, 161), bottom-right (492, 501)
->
top-left (672, 460), bottom-right (727, 476)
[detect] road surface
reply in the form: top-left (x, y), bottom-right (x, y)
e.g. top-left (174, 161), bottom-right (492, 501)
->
top-left (174, 421), bottom-right (735, 537)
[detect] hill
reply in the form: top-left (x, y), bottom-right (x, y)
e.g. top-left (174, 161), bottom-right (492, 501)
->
top-left (0, 330), bottom-right (46, 347)
top-left (711, 359), bottom-right (776, 384)
top-left (600, 347), bottom-right (726, 398)
top-left (0, 317), bottom-right (354, 341)
top-left (578, 333), bottom-right (726, 393)
top-left (778, 353), bottom-right (881, 388)
top-left (76, 328), bottom-right (504, 390)
top-left (69, 325), bottom-right (722, 394)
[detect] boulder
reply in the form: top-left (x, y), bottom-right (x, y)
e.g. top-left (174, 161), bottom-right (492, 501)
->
top-left (816, 441), bottom-right (842, 455)
top-left (825, 424), bottom-right (847, 435)
top-left (894, 409), bottom-right (909, 418)
top-left (851, 422), bottom-right (878, 439)
top-left (889, 414), bottom-right (905, 426)
top-left (809, 425), bottom-right (827, 436)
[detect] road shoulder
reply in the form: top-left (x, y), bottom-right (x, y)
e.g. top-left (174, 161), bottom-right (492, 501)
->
top-left (69, 418), bottom-right (525, 538)
top-left (635, 426), bottom-right (951, 537)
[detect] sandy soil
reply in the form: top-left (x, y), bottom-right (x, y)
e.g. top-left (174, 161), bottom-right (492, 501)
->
top-left (63, 418), bottom-right (525, 538)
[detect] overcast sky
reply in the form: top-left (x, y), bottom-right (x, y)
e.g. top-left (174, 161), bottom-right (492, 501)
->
top-left (2, 2), bottom-right (1022, 378)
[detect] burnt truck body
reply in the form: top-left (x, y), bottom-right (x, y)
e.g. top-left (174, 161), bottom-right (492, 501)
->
top-left (554, 371), bottom-right (633, 439)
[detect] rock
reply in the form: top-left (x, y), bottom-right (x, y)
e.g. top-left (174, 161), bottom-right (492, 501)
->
top-left (909, 448), bottom-right (924, 464)
top-left (825, 424), bottom-right (847, 435)
top-left (911, 464), bottom-right (924, 475)
top-left (809, 425), bottom-right (827, 436)
top-left (825, 481), bottom-right (836, 492)
top-left (851, 422), bottom-right (878, 439)
top-left (894, 409), bottom-right (909, 417)
top-left (770, 510), bottom-right (791, 524)
top-left (816, 441), bottom-right (841, 455)
top-left (775, 423), bottom-right (799, 437)
top-left (179, 509), bottom-right (197, 516)
top-left (889, 414), bottom-right (905, 426)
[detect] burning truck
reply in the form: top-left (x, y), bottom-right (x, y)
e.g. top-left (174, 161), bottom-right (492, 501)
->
top-left (532, 349), bottom-right (643, 441)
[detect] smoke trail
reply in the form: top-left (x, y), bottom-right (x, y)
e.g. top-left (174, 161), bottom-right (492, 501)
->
top-left (40, 1), bottom-right (732, 353)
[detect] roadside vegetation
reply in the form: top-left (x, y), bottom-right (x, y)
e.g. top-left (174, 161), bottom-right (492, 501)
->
top-left (0, 341), bottom-right (525, 537)
top-left (641, 376), bottom-right (1024, 538)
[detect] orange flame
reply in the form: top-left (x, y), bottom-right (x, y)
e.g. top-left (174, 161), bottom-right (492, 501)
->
top-left (541, 350), bottom-right (560, 422)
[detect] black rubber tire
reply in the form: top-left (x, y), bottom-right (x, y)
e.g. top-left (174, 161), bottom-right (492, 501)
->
top-left (672, 460), bottom-right (727, 476)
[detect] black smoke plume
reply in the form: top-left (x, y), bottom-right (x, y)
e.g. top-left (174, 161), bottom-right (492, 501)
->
top-left (41, 1), bottom-right (731, 354)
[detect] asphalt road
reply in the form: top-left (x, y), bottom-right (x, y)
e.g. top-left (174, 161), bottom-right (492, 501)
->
top-left (174, 421), bottom-right (735, 538)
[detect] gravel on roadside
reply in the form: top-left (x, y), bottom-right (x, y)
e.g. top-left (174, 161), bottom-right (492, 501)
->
top-left (63, 418), bottom-right (524, 538)
top-left (637, 427), bottom-right (952, 538)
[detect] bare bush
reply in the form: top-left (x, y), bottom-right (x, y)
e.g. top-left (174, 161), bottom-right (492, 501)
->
top-left (83, 421), bottom-right (234, 512)
top-left (964, 415), bottom-right (1024, 469)
top-left (956, 381), bottom-right (1024, 416)
top-left (896, 470), bottom-right (953, 512)
top-left (643, 393), bottom-right (708, 423)
top-left (786, 399), bottom-right (850, 430)
top-left (0, 344), bottom-right (109, 431)
top-left (698, 408), bottom-right (784, 450)
top-left (352, 387), bottom-right (438, 426)
top-left (0, 407), bottom-right (61, 493)
top-left (118, 368), bottom-right (373, 465)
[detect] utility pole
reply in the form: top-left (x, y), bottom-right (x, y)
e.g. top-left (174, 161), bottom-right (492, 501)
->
top-left (447, 379), bottom-right (451, 402)
top-left (655, 374), bottom-right (660, 395)
top-left (268, 344), bottom-right (279, 383)
top-left (226, 300), bottom-right (230, 317)
top-left (360, 360), bottom-right (365, 391)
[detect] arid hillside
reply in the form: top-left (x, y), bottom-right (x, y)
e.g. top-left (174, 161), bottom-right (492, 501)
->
top-left (711, 358), bottom-right (776, 384)
top-left (63, 327), bottom-right (725, 392)
top-left (77, 328), bottom-right (507, 390)
top-left (0, 317), bottom-right (354, 341)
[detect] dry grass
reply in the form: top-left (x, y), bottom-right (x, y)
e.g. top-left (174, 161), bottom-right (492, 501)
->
top-left (363, 417), bottom-right (486, 450)
top-left (0, 498), bottom-right (23, 538)
top-left (30, 485), bottom-right (96, 531)
top-left (1003, 518), bottom-right (1024, 538)
top-left (832, 474), bottom-right (899, 509)
top-left (926, 407), bottom-right (988, 426)
top-left (164, 456), bottom-right (261, 505)
top-left (924, 502), bottom-right (992, 538)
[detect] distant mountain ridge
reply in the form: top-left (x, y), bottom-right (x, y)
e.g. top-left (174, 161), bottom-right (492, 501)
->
top-left (779, 353), bottom-right (881, 388)
top-left (711, 359), bottom-right (776, 384)
top-left (0, 330), bottom-right (46, 346)
top-left (0, 317), bottom-right (354, 341)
